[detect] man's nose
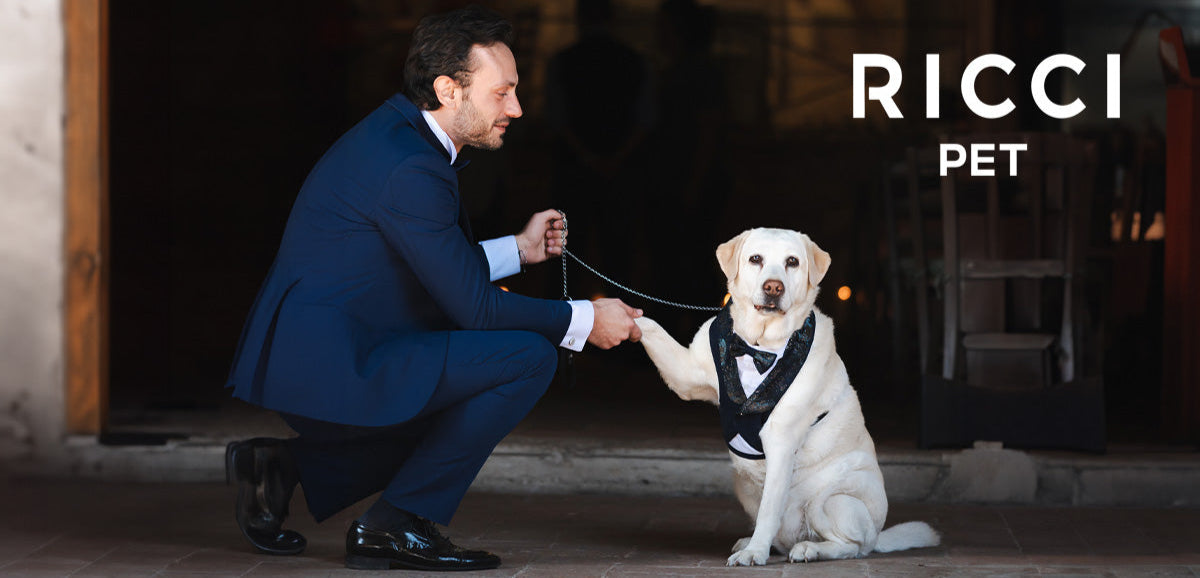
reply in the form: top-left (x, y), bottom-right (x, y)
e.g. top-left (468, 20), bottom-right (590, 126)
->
top-left (763, 279), bottom-right (784, 297)
top-left (507, 95), bottom-right (523, 119)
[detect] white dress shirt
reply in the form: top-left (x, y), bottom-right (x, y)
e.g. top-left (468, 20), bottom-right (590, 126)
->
top-left (421, 110), bottom-right (593, 351)
top-left (725, 342), bottom-right (788, 457)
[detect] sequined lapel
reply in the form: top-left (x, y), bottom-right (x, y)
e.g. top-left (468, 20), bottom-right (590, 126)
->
top-left (711, 306), bottom-right (817, 416)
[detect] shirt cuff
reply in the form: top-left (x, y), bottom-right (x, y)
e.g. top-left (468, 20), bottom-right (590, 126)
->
top-left (560, 300), bottom-right (594, 351)
top-left (480, 235), bottom-right (520, 282)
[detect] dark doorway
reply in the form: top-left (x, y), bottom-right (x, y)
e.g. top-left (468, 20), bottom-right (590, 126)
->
top-left (108, 1), bottom-right (359, 415)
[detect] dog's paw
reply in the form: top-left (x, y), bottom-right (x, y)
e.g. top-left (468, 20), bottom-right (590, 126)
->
top-left (788, 541), bottom-right (820, 563)
top-left (730, 537), bottom-right (753, 553)
top-left (633, 316), bottom-right (663, 334)
top-left (788, 540), bottom-right (861, 562)
top-left (727, 544), bottom-right (770, 566)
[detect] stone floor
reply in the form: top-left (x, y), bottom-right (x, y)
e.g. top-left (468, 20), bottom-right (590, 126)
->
top-left (0, 475), bottom-right (1197, 577)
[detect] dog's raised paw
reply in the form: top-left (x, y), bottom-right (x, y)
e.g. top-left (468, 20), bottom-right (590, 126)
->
top-left (727, 545), bottom-right (769, 566)
top-left (632, 317), bottom-right (663, 334)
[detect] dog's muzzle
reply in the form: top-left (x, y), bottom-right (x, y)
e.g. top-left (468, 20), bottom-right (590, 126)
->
top-left (754, 280), bottom-right (786, 313)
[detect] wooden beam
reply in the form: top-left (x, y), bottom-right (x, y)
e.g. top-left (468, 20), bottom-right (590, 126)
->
top-left (1160, 27), bottom-right (1200, 443)
top-left (64, 0), bottom-right (109, 435)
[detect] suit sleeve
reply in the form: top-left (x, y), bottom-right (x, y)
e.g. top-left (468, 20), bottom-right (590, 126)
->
top-left (372, 153), bottom-right (572, 343)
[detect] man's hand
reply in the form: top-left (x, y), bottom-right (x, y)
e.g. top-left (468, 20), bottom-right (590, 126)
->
top-left (587, 298), bottom-right (643, 349)
top-left (515, 209), bottom-right (567, 266)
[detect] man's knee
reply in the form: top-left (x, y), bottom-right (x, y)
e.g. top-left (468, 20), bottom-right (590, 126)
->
top-left (512, 331), bottom-right (558, 381)
top-left (486, 331), bottom-right (556, 405)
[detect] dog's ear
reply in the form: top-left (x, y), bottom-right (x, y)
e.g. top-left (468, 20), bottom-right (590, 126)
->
top-left (805, 235), bottom-right (831, 289)
top-left (716, 230), bottom-right (752, 282)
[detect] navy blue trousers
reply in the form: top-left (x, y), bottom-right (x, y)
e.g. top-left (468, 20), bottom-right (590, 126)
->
top-left (281, 330), bottom-right (557, 525)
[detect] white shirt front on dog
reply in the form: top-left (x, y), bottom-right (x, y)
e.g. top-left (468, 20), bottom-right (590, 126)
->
top-left (735, 344), bottom-right (788, 397)
top-left (727, 344), bottom-right (788, 457)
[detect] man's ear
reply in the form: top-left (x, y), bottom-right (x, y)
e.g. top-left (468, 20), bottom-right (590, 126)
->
top-left (804, 234), bottom-right (831, 289)
top-left (433, 75), bottom-right (460, 109)
top-left (716, 230), bottom-right (752, 282)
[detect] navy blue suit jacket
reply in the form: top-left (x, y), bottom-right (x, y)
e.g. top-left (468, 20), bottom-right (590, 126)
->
top-left (226, 94), bottom-right (572, 426)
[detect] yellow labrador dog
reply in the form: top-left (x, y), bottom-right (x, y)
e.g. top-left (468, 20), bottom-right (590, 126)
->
top-left (634, 228), bottom-right (939, 566)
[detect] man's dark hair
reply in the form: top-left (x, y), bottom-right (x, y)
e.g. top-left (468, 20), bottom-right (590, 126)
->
top-left (404, 5), bottom-right (514, 110)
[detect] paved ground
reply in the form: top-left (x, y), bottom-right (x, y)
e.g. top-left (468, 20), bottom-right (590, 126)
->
top-left (0, 476), bottom-right (1197, 577)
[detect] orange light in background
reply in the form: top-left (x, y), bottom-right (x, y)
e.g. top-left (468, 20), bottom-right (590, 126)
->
top-left (837, 286), bottom-right (852, 301)
top-left (498, 286), bottom-right (509, 292)
top-left (722, 293), bottom-right (732, 306)
top-left (1111, 210), bottom-right (1166, 241)
top-left (590, 292), bottom-right (606, 301)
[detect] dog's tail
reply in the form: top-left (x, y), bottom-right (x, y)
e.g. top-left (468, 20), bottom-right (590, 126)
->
top-left (873, 521), bottom-right (940, 553)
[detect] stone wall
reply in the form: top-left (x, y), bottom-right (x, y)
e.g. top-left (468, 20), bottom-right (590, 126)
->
top-left (0, 0), bottom-right (64, 458)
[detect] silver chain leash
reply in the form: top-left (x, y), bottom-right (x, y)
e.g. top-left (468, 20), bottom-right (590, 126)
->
top-left (561, 248), bottom-right (722, 312)
top-left (552, 211), bottom-right (718, 389)
top-left (555, 210), bottom-right (720, 311)
top-left (561, 236), bottom-right (570, 301)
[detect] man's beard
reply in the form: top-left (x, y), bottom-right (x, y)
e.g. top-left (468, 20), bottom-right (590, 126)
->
top-left (453, 97), bottom-right (505, 151)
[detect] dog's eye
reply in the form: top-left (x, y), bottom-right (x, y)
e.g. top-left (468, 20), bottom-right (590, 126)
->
top-left (749, 254), bottom-right (762, 265)
top-left (786, 256), bottom-right (800, 268)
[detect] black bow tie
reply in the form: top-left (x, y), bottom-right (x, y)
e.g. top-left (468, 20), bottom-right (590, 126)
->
top-left (727, 335), bottom-right (778, 374)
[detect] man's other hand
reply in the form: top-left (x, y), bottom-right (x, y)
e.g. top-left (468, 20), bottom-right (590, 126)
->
top-left (515, 209), bottom-right (567, 265)
top-left (587, 298), bottom-right (643, 349)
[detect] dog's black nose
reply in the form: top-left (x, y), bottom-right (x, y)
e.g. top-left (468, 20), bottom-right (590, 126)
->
top-left (763, 279), bottom-right (784, 297)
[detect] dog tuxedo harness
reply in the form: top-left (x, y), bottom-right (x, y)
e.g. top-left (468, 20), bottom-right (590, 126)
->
top-left (711, 305), bottom-right (821, 459)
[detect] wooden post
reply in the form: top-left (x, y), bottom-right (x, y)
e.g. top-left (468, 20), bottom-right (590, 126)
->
top-left (1159, 27), bottom-right (1200, 443)
top-left (64, 0), bottom-right (109, 435)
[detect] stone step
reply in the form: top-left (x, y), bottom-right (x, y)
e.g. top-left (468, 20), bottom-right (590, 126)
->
top-left (10, 435), bottom-right (1198, 509)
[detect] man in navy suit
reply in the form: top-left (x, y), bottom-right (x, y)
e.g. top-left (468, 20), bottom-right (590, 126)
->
top-left (223, 6), bottom-right (643, 571)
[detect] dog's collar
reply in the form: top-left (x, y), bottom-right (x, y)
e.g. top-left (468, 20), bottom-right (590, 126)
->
top-left (712, 305), bottom-right (817, 415)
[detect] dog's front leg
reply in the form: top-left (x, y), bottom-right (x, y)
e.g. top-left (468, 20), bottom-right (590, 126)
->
top-left (728, 428), bottom-right (798, 566)
top-left (635, 317), bottom-right (718, 403)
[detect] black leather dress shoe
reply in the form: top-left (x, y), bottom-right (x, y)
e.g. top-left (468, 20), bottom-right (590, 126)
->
top-left (225, 438), bottom-right (307, 555)
top-left (344, 519), bottom-right (501, 571)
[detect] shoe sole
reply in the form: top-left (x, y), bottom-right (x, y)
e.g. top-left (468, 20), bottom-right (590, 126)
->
top-left (345, 554), bottom-right (500, 571)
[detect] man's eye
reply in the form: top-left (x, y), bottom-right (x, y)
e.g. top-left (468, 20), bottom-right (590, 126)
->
top-left (749, 255), bottom-right (762, 264)
top-left (786, 256), bottom-right (799, 267)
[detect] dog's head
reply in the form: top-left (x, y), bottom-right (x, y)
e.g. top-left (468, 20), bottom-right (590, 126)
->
top-left (716, 228), bottom-right (830, 321)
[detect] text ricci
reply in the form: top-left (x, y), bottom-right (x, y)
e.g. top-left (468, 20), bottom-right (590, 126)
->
top-left (853, 53), bottom-right (1121, 176)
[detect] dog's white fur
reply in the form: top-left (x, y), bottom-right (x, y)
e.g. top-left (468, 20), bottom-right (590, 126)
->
top-left (635, 228), bottom-right (940, 566)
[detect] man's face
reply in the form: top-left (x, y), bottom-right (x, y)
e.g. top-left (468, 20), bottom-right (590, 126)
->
top-left (452, 43), bottom-right (523, 150)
